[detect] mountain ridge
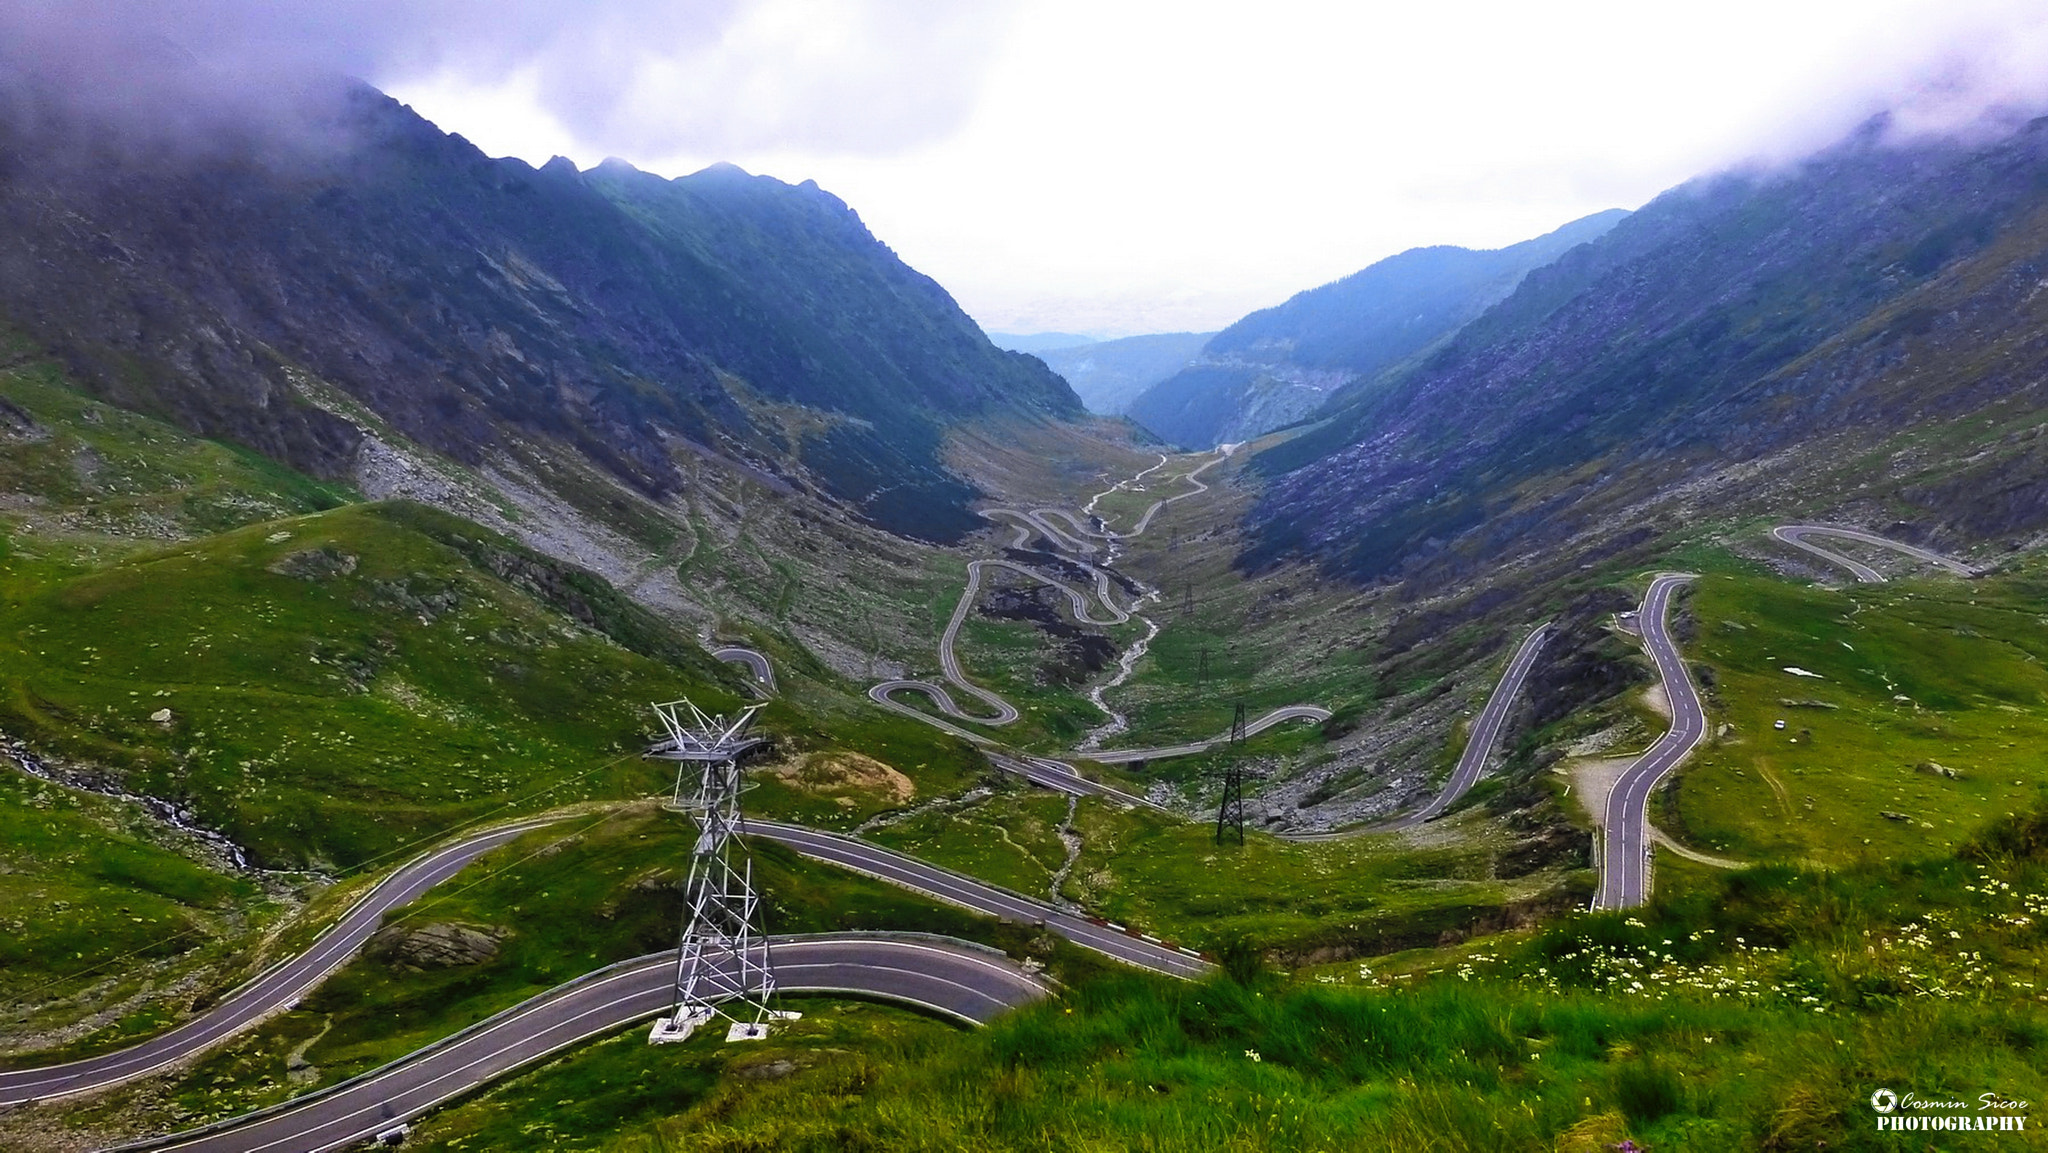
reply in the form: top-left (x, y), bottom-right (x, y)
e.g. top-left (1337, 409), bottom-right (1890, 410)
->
top-left (1126, 209), bottom-right (1629, 448)
top-left (1243, 116), bottom-right (2048, 584)
top-left (1031, 331), bottom-right (1212, 415)
top-left (0, 78), bottom-right (1081, 544)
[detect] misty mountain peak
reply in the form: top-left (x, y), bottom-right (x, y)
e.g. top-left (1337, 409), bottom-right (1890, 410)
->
top-left (689, 159), bottom-right (756, 182)
top-left (0, 78), bottom-right (1080, 542)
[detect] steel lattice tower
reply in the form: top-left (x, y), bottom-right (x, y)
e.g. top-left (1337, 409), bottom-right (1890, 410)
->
top-left (1215, 702), bottom-right (1248, 845)
top-left (645, 698), bottom-right (787, 1043)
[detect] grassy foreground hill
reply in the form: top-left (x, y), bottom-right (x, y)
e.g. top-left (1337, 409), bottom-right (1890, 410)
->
top-left (291, 802), bottom-right (2043, 1153)
top-left (0, 358), bottom-right (989, 1055)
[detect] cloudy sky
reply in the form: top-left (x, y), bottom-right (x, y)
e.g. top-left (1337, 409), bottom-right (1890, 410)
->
top-left (16, 1), bottom-right (2048, 337)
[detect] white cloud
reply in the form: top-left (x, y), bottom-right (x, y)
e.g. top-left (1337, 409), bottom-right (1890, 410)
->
top-left (583, 0), bottom-right (2048, 335)
top-left (2, 1), bottom-right (1015, 158)
top-left (13, 0), bottom-right (2048, 335)
top-left (411, 0), bottom-right (1018, 158)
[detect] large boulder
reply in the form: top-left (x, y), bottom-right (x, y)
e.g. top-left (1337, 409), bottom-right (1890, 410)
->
top-left (367, 921), bottom-right (507, 970)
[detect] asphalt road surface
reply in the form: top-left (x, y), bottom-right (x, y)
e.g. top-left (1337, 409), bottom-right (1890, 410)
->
top-left (985, 752), bottom-right (1174, 814)
top-left (0, 817), bottom-right (566, 1107)
top-left (1375, 623), bottom-right (1552, 831)
top-left (1593, 574), bottom-right (1706, 910)
top-left (866, 679), bottom-right (1011, 740)
top-left (97, 815), bottom-right (1193, 1152)
top-left (879, 449), bottom-right (1330, 769)
top-left (1771, 524), bottom-right (1977, 583)
top-left (712, 647), bottom-right (777, 694)
top-left (117, 934), bottom-right (1048, 1153)
top-left (1128, 448), bottom-right (1227, 536)
top-left (754, 822), bottom-right (1212, 979)
top-left (1084, 705), bottom-right (1334, 764)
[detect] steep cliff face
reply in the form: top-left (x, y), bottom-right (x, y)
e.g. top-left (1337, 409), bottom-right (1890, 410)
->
top-left (1244, 116), bottom-right (2048, 583)
top-left (1127, 211), bottom-right (1627, 448)
top-left (0, 80), bottom-right (1080, 542)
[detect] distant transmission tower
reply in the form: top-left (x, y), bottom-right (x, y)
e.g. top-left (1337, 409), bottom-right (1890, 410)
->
top-left (1215, 703), bottom-right (1248, 845)
top-left (645, 698), bottom-right (793, 1043)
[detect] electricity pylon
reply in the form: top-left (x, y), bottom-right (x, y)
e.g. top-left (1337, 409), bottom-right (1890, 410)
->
top-left (645, 698), bottom-right (791, 1043)
top-left (1215, 703), bottom-right (1248, 845)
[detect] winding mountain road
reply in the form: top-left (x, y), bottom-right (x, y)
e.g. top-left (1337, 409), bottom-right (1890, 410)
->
top-left (0, 817), bottom-right (568, 1107)
top-left (83, 800), bottom-right (1218, 1148)
top-left (986, 508), bottom-right (1105, 556)
top-left (876, 449), bottom-right (1327, 769)
top-left (1128, 449), bottom-right (1227, 536)
top-left (712, 647), bottom-right (777, 694)
top-left (24, 447), bottom-right (1553, 1145)
top-left (1378, 622), bottom-right (1552, 830)
top-left (1593, 575), bottom-right (1706, 910)
top-left (870, 449), bottom-right (1555, 840)
top-left (868, 556), bottom-right (1137, 729)
top-left (1771, 524), bottom-right (1977, 583)
top-left (1084, 705), bottom-right (1335, 765)
top-left (753, 822), bottom-right (1210, 978)
top-left (115, 934), bottom-right (1049, 1153)
top-left (1585, 523), bottom-right (1978, 906)
top-left (54, 791), bottom-right (1199, 1148)
top-left (102, 512), bottom-right (1989, 1144)
top-left (984, 752), bottom-right (1174, 814)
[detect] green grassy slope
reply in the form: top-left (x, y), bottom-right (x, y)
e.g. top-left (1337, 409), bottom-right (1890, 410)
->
top-left (1670, 565), bottom-right (2048, 867)
top-left (0, 765), bottom-right (265, 1020)
top-left (0, 365), bottom-right (990, 1051)
top-left (0, 500), bottom-right (746, 870)
top-left (368, 806), bottom-right (2048, 1153)
top-left (37, 802), bottom-right (1107, 1148)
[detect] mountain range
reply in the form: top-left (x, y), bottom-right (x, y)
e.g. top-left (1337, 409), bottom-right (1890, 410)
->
top-left (987, 331), bottom-right (1099, 354)
top-left (0, 77), bottom-right (1079, 545)
top-left (1027, 331), bottom-right (1212, 415)
top-left (1243, 114), bottom-right (2048, 585)
top-left (1126, 210), bottom-right (1629, 448)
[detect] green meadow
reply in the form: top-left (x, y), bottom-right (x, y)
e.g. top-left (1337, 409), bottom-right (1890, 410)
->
top-left (1671, 566), bottom-right (2048, 866)
top-left (384, 805), bottom-right (2048, 1152)
top-left (53, 801), bottom-right (1113, 1143)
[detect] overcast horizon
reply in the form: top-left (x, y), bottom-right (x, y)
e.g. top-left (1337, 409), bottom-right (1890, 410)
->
top-left (12, 1), bottom-right (2048, 338)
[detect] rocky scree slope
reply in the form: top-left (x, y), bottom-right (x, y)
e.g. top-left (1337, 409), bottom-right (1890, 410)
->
top-left (1246, 115), bottom-right (2048, 585)
top-left (0, 78), bottom-right (1080, 544)
top-left (1127, 210), bottom-right (1627, 448)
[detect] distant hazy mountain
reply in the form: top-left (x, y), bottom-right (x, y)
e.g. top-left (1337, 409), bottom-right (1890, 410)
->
top-left (1035, 332), bottom-right (1212, 415)
top-left (0, 79), bottom-right (1080, 542)
top-left (988, 332), bottom-right (1099, 354)
top-left (1245, 115), bottom-right (2048, 585)
top-left (1127, 210), bottom-right (1630, 448)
